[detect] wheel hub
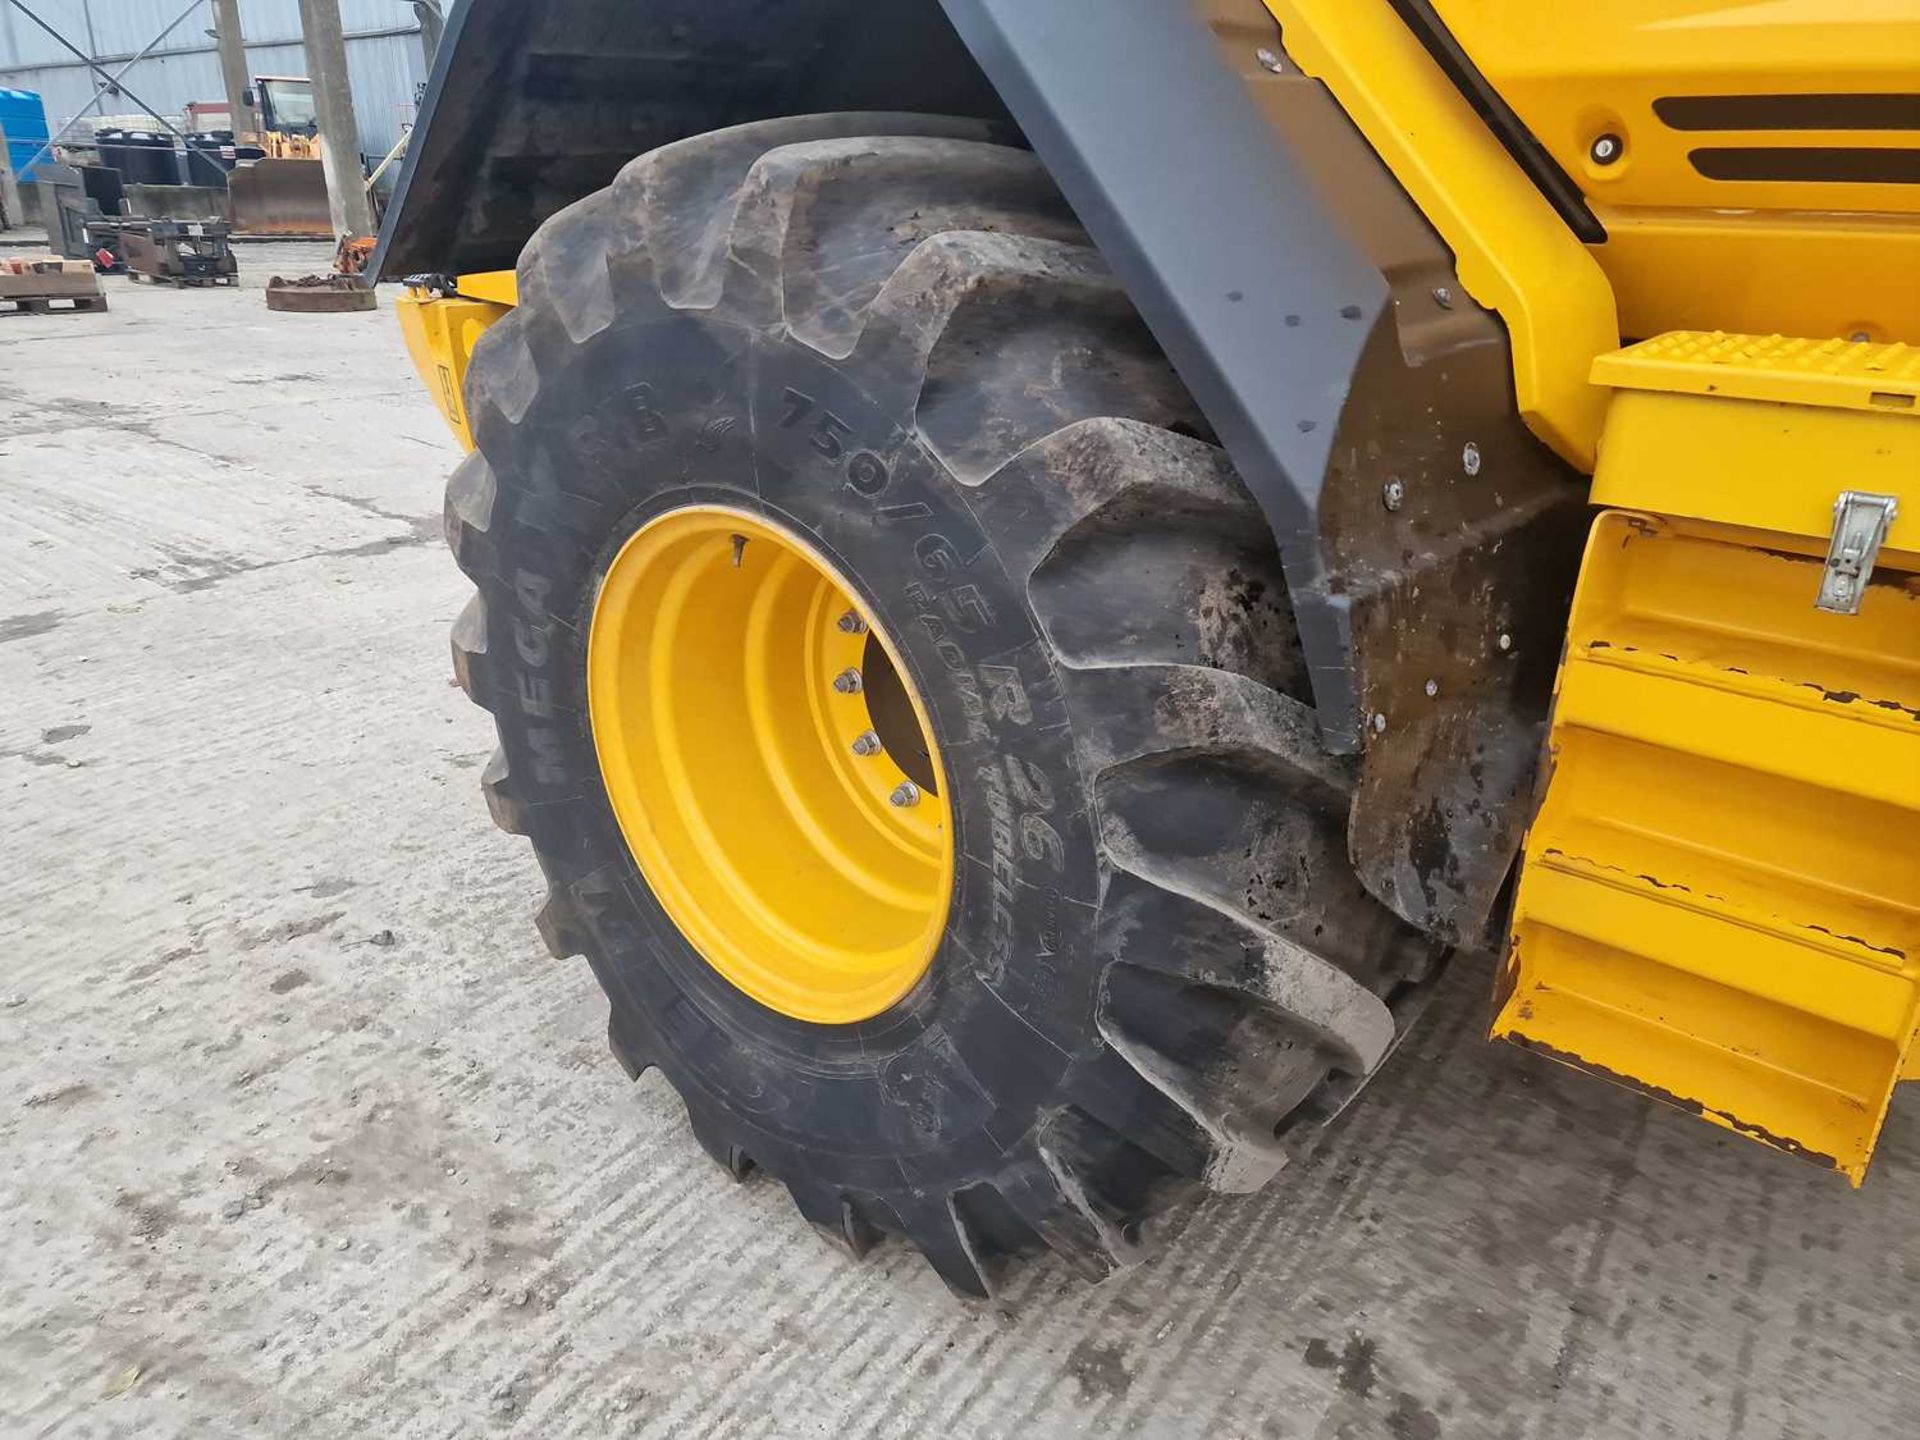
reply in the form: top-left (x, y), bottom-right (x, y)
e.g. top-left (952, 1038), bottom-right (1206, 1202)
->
top-left (587, 506), bottom-right (953, 1023)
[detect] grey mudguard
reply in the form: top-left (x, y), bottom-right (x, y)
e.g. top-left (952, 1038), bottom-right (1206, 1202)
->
top-left (935, 0), bottom-right (1389, 749)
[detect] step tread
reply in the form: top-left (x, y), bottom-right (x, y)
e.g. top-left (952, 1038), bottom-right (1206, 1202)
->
top-left (1594, 331), bottom-right (1920, 413)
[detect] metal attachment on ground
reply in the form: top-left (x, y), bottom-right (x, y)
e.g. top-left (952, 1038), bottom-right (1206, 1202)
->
top-left (1423, 678), bottom-right (1439, 698)
top-left (91, 219), bottom-right (237, 288)
top-left (832, 668), bottom-right (863, 694)
top-left (1382, 478), bottom-right (1405, 511)
top-left (1590, 133), bottom-right (1624, 165)
top-left (334, 235), bottom-right (376, 276)
top-left (264, 273), bottom-right (377, 313)
top-left (1462, 442), bottom-right (1482, 476)
top-left (1254, 47), bottom-right (1285, 73)
top-left (850, 730), bottom-right (882, 756)
top-left (1815, 491), bottom-right (1898, 615)
top-left (1431, 286), bottom-right (1452, 309)
top-left (836, 609), bottom-right (868, 634)
top-left (888, 782), bottom-right (921, 808)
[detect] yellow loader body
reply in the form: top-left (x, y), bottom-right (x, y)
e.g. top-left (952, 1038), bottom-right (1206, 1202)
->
top-left (392, 0), bottom-right (1919, 1180)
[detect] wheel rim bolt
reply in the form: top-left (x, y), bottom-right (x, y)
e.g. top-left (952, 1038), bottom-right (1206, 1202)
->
top-left (837, 610), bottom-right (868, 635)
top-left (851, 730), bottom-right (882, 756)
top-left (889, 782), bottom-right (920, 808)
top-left (833, 668), bottom-right (863, 694)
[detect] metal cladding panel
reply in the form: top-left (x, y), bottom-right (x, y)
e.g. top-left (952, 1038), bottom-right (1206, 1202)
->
top-left (0, 2), bottom-right (428, 160)
top-left (0, 0), bottom-right (410, 64)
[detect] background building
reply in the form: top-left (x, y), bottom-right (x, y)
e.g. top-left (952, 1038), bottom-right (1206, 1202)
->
top-left (0, 0), bottom-right (434, 164)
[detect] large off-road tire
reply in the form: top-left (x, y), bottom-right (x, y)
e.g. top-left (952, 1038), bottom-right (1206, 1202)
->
top-left (447, 113), bottom-right (1440, 1295)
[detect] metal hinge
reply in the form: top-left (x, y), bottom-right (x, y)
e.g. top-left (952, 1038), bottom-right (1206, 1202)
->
top-left (1816, 491), bottom-right (1898, 615)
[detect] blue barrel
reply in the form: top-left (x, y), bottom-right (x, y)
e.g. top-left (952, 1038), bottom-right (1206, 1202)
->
top-left (0, 87), bottom-right (52, 182)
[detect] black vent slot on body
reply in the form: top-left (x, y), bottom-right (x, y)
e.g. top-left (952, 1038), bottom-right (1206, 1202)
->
top-left (1688, 147), bottom-right (1920, 184)
top-left (1654, 93), bottom-right (1920, 132)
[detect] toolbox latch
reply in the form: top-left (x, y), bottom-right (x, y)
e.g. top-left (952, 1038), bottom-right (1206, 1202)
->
top-left (1817, 491), bottom-right (1898, 615)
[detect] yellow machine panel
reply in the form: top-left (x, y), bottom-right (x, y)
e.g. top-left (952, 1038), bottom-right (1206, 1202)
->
top-left (1261, 0), bottom-right (1618, 468)
top-left (1498, 332), bottom-right (1919, 1181)
top-left (1427, 0), bottom-right (1920, 343)
top-left (1428, 1), bottom-right (1920, 216)
top-left (394, 273), bottom-right (517, 450)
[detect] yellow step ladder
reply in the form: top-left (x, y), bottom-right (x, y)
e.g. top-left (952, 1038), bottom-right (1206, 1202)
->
top-left (1496, 333), bottom-right (1920, 1182)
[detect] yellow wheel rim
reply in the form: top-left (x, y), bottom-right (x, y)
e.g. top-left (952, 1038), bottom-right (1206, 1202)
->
top-left (587, 506), bottom-right (954, 1024)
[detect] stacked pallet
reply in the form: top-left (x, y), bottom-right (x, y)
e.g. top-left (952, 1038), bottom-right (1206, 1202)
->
top-left (0, 255), bottom-right (107, 315)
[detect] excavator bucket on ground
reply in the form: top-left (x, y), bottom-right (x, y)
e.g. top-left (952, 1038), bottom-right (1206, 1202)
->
top-left (227, 157), bottom-right (331, 237)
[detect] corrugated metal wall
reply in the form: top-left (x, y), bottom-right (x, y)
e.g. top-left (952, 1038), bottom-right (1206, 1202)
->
top-left (0, 1), bottom-right (430, 162)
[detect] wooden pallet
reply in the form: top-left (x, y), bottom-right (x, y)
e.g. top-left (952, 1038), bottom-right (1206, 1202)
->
top-left (128, 270), bottom-right (237, 288)
top-left (0, 291), bottom-right (110, 315)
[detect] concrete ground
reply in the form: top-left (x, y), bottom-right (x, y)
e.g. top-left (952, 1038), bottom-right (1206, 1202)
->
top-left (1, 246), bottom-right (1914, 1440)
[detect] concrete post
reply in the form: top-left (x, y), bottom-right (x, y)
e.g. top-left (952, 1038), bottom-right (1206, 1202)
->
top-left (211, 0), bottom-right (257, 139)
top-left (295, 0), bottom-right (374, 239)
top-left (0, 120), bottom-right (21, 232)
top-left (412, 1), bottom-right (445, 70)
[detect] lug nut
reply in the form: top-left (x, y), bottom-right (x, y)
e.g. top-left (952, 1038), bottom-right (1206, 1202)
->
top-left (832, 668), bottom-right (863, 694)
top-left (837, 610), bottom-right (868, 635)
top-left (1382, 478), bottom-right (1405, 512)
top-left (889, 782), bottom-right (921, 808)
top-left (851, 730), bottom-right (882, 756)
top-left (1424, 678), bottom-right (1440, 698)
top-left (1462, 442), bottom-right (1482, 476)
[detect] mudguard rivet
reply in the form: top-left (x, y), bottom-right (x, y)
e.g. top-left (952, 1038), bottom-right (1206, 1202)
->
top-left (833, 668), bottom-right (863, 694)
top-left (1371, 712), bottom-right (1388, 734)
top-left (837, 610), bottom-right (868, 634)
top-left (1424, 679), bottom-right (1440, 698)
top-left (889, 782), bottom-right (921, 808)
top-left (1255, 47), bottom-right (1285, 73)
top-left (851, 730), bottom-right (882, 756)
top-left (1462, 442), bottom-right (1482, 476)
top-left (1590, 133), bottom-right (1624, 165)
top-left (1382, 478), bottom-right (1405, 511)
top-left (1431, 286), bottom-right (1453, 309)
